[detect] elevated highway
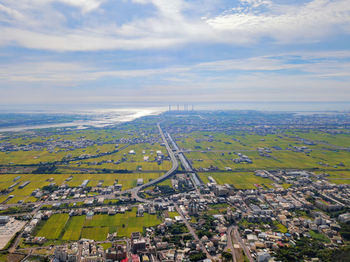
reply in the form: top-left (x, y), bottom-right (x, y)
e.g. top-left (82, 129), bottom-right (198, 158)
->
top-left (130, 123), bottom-right (179, 202)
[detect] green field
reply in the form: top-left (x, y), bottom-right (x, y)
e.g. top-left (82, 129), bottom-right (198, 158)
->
top-left (84, 208), bottom-right (161, 238)
top-left (61, 216), bottom-right (85, 241)
top-left (68, 142), bottom-right (171, 171)
top-left (186, 149), bottom-right (350, 171)
top-left (167, 211), bottom-right (179, 218)
top-left (0, 144), bottom-right (116, 165)
top-left (275, 222), bottom-right (288, 233)
top-left (199, 172), bottom-right (274, 189)
top-left (0, 173), bottom-right (163, 204)
top-left (206, 203), bottom-right (232, 215)
top-left (176, 130), bottom-right (350, 174)
top-left (81, 227), bottom-right (109, 241)
top-left (309, 230), bottom-right (330, 243)
top-left (0, 174), bottom-right (72, 204)
top-left (177, 130), bottom-right (349, 152)
top-left (36, 208), bottom-right (161, 241)
top-left (321, 171), bottom-right (350, 184)
top-left (37, 213), bottom-right (69, 239)
top-left (286, 130), bottom-right (350, 148)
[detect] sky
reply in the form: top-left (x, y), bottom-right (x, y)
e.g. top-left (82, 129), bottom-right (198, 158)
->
top-left (0, 0), bottom-right (350, 105)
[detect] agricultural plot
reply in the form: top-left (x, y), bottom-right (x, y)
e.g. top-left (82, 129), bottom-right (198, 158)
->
top-left (81, 227), bottom-right (109, 241)
top-left (0, 143), bottom-right (117, 165)
top-left (186, 148), bottom-right (350, 171)
top-left (199, 172), bottom-right (274, 189)
top-left (84, 208), bottom-right (161, 239)
top-left (69, 142), bottom-right (170, 171)
top-left (61, 216), bottom-right (85, 241)
top-left (71, 161), bottom-right (171, 171)
top-left (286, 130), bottom-right (350, 148)
top-left (178, 131), bottom-right (350, 175)
top-left (0, 173), bottom-right (162, 204)
top-left (36, 208), bottom-right (161, 242)
top-left (2, 128), bottom-right (131, 147)
top-left (321, 171), bottom-right (350, 184)
top-left (36, 214), bottom-right (69, 239)
top-left (176, 131), bottom-right (303, 151)
top-left (64, 173), bottom-right (162, 189)
top-left (0, 174), bottom-right (72, 204)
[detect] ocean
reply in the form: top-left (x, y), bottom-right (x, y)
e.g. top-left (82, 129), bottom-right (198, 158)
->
top-left (0, 101), bottom-right (349, 132)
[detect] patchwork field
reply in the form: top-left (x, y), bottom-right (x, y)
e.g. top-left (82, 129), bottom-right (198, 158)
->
top-left (321, 171), bottom-right (350, 184)
top-left (35, 208), bottom-right (161, 242)
top-left (185, 146), bottom-right (350, 171)
top-left (199, 172), bottom-right (275, 189)
top-left (0, 173), bottom-right (163, 204)
top-left (0, 144), bottom-right (117, 165)
top-left (68, 142), bottom-right (171, 171)
top-left (286, 130), bottom-right (350, 148)
top-left (176, 130), bottom-right (349, 152)
top-left (175, 130), bottom-right (350, 173)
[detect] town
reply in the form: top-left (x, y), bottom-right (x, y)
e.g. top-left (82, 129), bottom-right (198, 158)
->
top-left (0, 110), bottom-right (349, 261)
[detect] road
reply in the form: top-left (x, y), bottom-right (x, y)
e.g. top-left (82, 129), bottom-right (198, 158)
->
top-left (165, 130), bottom-right (203, 192)
top-left (232, 226), bottom-right (254, 262)
top-left (173, 203), bottom-right (213, 260)
top-left (9, 203), bottom-right (43, 253)
top-left (130, 123), bottom-right (179, 202)
top-left (7, 123), bottom-right (179, 253)
top-left (225, 225), bottom-right (237, 262)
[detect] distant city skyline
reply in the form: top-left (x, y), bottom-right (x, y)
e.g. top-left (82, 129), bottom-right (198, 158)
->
top-left (0, 0), bottom-right (350, 104)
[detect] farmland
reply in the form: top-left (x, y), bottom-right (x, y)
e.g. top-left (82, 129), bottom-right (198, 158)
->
top-left (198, 172), bottom-right (275, 189)
top-left (35, 208), bottom-right (161, 242)
top-left (320, 171), bottom-right (350, 184)
top-left (175, 130), bottom-right (350, 172)
top-left (36, 213), bottom-right (69, 239)
top-left (61, 216), bottom-right (86, 241)
top-left (81, 227), bottom-right (109, 241)
top-left (0, 173), bottom-right (163, 204)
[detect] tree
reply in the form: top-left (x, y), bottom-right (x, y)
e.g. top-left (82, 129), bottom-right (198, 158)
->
top-left (222, 251), bottom-right (233, 261)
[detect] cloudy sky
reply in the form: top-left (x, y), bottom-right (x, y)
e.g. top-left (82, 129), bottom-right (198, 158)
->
top-left (0, 0), bottom-right (350, 105)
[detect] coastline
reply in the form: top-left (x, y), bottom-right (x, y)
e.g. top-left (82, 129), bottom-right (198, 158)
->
top-left (0, 107), bottom-right (164, 132)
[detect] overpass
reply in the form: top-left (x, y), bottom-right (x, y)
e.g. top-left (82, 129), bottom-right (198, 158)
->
top-left (130, 123), bottom-right (179, 202)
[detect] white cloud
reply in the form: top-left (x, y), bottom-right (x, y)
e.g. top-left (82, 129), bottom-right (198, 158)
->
top-left (206, 0), bottom-right (350, 43)
top-left (1, 51), bottom-right (349, 95)
top-left (0, 0), bottom-right (349, 51)
top-left (56, 0), bottom-right (104, 13)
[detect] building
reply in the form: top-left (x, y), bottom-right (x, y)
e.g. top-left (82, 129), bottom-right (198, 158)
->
top-left (137, 179), bottom-right (144, 186)
top-left (0, 216), bottom-right (9, 225)
top-left (81, 180), bottom-right (90, 188)
top-left (106, 245), bottom-right (127, 261)
top-left (131, 232), bottom-right (146, 253)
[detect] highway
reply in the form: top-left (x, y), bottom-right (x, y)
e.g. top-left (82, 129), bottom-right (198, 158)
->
top-left (7, 123), bottom-right (180, 253)
top-left (130, 123), bottom-right (179, 202)
top-left (165, 130), bottom-right (203, 191)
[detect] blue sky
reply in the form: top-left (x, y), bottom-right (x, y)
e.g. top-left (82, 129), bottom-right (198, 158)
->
top-left (0, 0), bottom-right (350, 104)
